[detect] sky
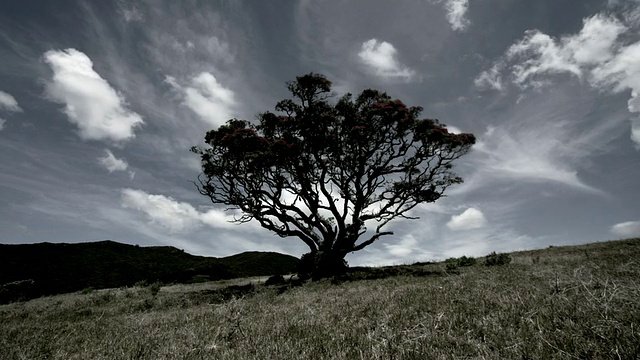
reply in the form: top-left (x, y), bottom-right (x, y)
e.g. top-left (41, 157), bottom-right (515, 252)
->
top-left (1, 0), bottom-right (639, 266)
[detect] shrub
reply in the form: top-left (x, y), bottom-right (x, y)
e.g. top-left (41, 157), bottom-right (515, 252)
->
top-left (445, 255), bottom-right (477, 271)
top-left (264, 274), bottom-right (285, 286)
top-left (149, 282), bottom-right (162, 296)
top-left (445, 258), bottom-right (459, 271)
top-left (484, 252), bottom-right (511, 266)
top-left (0, 279), bottom-right (36, 304)
top-left (458, 255), bottom-right (477, 267)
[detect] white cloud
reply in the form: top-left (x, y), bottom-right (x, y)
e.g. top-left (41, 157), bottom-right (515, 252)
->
top-left (0, 118), bottom-right (5, 131)
top-left (97, 149), bottom-right (129, 173)
top-left (503, 15), bottom-right (626, 88)
top-left (443, 0), bottom-right (470, 31)
top-left (120, 188), bottom-right (242, 233)
top-left (506, 31), bottom-right (582, 87)
top-left (43, 48), bottom-right (144, 142)
top-left (446, 207), bottom-right (487, 231)
top-left (476, 13), bottom-right (640, 148)
top-left (383, 234), bottom-right (419, 258)
top-left (358, 39), bottom-right (416, 80)
top-left (0, 90), bottom-right (22, 112)
top-left (611, 221), bottom-right (640, 237)
top-left (565, 15), bottom-right (627, 65)
top-left (167, 72), bottom-right (236, 127)
top-left (474, 64), bottom-right (504, 91)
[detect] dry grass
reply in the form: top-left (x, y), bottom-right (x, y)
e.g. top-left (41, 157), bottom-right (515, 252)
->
top-left (1, 238), bottom-right (639, 359)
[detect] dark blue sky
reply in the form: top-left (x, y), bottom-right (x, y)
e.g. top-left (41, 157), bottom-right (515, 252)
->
top-left (1, 0), bottom-right (639, 265)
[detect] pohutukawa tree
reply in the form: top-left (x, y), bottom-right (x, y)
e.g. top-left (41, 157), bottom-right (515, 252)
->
top-left (192, 73), bottom-right (475, 280)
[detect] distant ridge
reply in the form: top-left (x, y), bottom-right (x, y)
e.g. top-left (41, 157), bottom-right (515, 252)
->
top-left (0, 240), bottom-right (299, 303)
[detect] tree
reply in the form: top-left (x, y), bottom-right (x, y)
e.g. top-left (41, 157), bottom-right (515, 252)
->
top-left (191, 73), bottom-right (476, 280)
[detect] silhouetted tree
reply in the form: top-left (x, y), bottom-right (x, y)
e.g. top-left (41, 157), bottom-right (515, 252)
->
top-left (192, 73), bottom-right (475, 280)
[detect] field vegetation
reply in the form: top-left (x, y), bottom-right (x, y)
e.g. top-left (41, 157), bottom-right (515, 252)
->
top-left (1, 238), bottom-right (639, 359)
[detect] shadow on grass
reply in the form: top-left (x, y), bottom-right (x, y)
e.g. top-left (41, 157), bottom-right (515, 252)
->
top-left (335, 264), bottom-right (446, 283)
top-left (189, 283), bottom-right (257, 304)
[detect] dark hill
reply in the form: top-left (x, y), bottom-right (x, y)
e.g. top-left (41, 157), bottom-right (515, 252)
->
top-left (0, 240), bottom-right (298, 303)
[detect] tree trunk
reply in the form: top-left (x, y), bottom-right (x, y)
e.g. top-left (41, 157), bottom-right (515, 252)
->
top-left (298, 249), bottom-right (348, 281)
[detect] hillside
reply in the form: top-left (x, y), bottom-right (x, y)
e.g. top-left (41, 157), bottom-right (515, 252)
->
top-left (0, 240), bottom-right (299, 303)
top-left (1, 238), bottom-right (638, 359)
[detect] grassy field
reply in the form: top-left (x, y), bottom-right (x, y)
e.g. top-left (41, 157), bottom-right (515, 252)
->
top-left (1, 238), bottom-right (639, 359)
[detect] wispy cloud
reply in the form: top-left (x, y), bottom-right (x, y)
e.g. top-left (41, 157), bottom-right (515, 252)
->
top-left (454, 83), bottom-right (630, 196)
top-left (0, 118), bottom-right (6, 131)
top-left (358, 39), bottom-right (416, 80)
top-left (472, 124), bottom-right (596, 192)
top-left (474, 64), bottom-right (504, 91)
top-left (446, 207), bottom-right (487, 231)
top-left (43, 48), bottom-right (144, 143)
top-left (442, 0), bottom-right (470, 31)
top-left (611, 220), bottom-right (640, 237)
top-left (117, 1), bottom-right (143, 23)
top-left (0, 90), bottom-right (22, 112)
top-left (166, 72), bottom-right (236, 128)
top-left (97, 149), bottom-right (129, 173)
top-left (475, 12), bottom-right (640, 148)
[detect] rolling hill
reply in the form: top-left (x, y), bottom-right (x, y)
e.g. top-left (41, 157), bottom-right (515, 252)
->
top-left (0, 240), bottom-right (299, 303)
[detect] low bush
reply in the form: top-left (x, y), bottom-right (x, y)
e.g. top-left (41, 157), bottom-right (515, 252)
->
top-left (0, 279), bottom-right (36, 304)
top-left (149, 282), bottom-right (162, 297)
top-left (445, 256), bottom-right (477, 270)
top-left (484, 252), bottom-right (512, 266)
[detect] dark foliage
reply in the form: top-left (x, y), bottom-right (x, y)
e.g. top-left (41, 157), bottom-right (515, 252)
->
top-left (445, 255), bottom-right (477, 270)
top-left (264, 274), bottom-right (286, 286)
top-left (484, 252), bottom-right (512, 266)
top-left (0, 240), bottom-right (298, 303)
top-left (192, 73), bottom-right (475, 280)
top-left (331, 265), bottom-right (444, 283)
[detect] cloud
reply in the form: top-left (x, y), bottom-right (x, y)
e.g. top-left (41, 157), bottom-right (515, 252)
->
top-left (0, 90), bottom-right (22, 112)
top-left (442, 0), bottom-right (470, 31)
top-left (383, 235), bottom-right (420, 258)
top-left (475, 13), bottom-right (640, 148)
top-left (446, 207), bottom-right (487, 231)
top-left (358, 39), bottom-right (416, 80)
top-left (166, 72), bottom-right (236, 127)
top-left (97, 149), bottom-right (128, 173)
top-left (611, 221), bottom-right (640, 237)
top-left (474, 64), bottom-right (504, 91)
top-left (0, 90), bottom-right (23, 128)
top-left (118, 3), bottom-right (143, 22)
top-left (120, 188), bottom-right (243, 233)
top-left (43, 48), bottom-right (144, 142)
top-left (472, 124), bottom-right (598, 192)
top-left (505, 14), bottom-right (626, 87)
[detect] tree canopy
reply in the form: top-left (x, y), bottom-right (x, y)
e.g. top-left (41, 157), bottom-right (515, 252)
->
top-left (192, 73), bottom-right (475, 279)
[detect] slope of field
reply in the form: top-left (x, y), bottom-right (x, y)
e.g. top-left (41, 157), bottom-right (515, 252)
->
top-left (1, 238), bottom-right (639, 359)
